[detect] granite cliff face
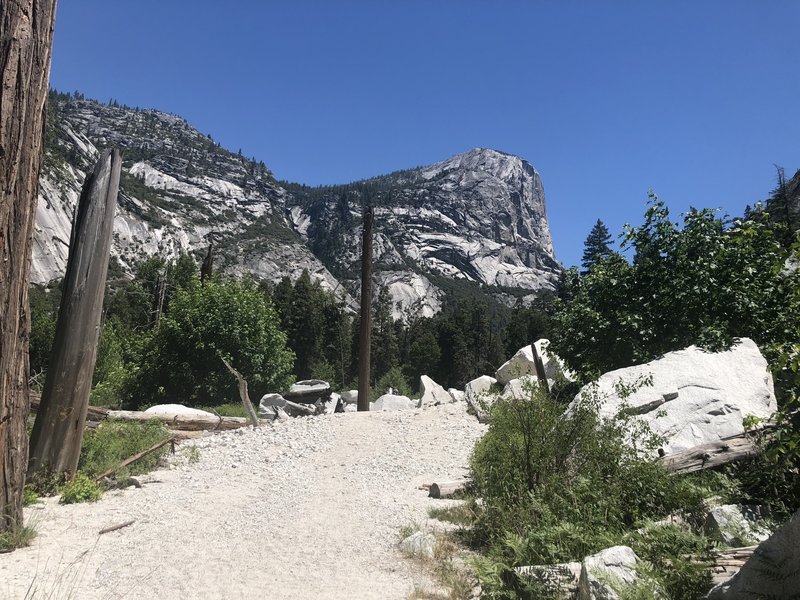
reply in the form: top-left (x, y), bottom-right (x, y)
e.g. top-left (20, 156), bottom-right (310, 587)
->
top-left (35, 94), bottom-right (342, 293)
top-left (35, 95), bottom-right (561, 317)
top-left (286, 148), bottom-right (561, 316)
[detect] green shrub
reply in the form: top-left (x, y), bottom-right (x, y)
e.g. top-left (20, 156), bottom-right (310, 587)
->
top-left (468, 380), bottom-right (721, 598)
top-left (372, 366), bottom-right (412, 400)
top-left (129, 278), bottom-right (294, 408)
top-left (23, 485), bottom-right (40, 506)
top-left (626, 525), bottom-right (714, 600)
top-left (79, 420), bottom-right (170, 478)
top-left (60, 473), bottom-right (102, 504)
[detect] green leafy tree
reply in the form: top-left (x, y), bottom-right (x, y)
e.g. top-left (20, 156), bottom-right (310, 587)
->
top-left (552, 194), bottom-right (798, 380)
top-left (129, 278), bottom-right (294, 407)
top-left (581, 218), bottom-right (614, 272)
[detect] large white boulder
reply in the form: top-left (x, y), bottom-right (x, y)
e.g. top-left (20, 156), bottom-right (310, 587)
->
top-left (465, 375), bottom-right (498, 422)
top-left (370, 394), bottom-right (416, 411)
top-left (340, 390), bottom-right (358, 405)
top-left (418, 375), bottom-right (453, 408)
top-left (495, 339), bottom-right (573, 386)
top-left (569, 338), bottom-right (777, 456)
top-left (258, 393), bottom-right (287, 419)
top-left (502, 375), bottom-right (541, 401)
top-left (144, 404), bottom-right (215, 418)
top-left (448, 388), bottom-right (465, 402)
top-left (577, 546), bottom-right (640, 600)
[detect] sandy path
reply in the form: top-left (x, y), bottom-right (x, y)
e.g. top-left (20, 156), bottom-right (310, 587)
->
top-left (1, 403), bottom-right (484, 600)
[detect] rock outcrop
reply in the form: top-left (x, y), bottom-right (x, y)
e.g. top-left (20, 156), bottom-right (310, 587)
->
top-left (569, 338), bottom-right (777, 456)
top-left (465, 375), bottom-right (498, 422)
top-left (418, 375), bottom-right (453, 408)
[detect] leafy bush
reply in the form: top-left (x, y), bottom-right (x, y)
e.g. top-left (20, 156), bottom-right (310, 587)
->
top-left (23, 486), bottom-right (39, 506)
top-left (129, 278), bottom-right (294, 407)
top-left (468, 380), bottom-right (722, 598)
top-left (60, 473), bottom-right (102, 504)
top-left (551, 197), bottom-right (798, 385)
top-left (78, 420), bottom-right (170, 479)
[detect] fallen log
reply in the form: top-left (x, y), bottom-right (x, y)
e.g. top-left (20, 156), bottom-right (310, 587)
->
top-left (104, 410), bottom-right (268, 431)
top-left (429, 479), bottom-right (470, 499)
top-left (657, 428), bottom-right (772, 474)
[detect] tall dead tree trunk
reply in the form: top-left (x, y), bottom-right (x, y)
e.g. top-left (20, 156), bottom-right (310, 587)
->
top-left (28, 149), bottom-right (121, 479)
top-left (357, 206), bottom-right (374, 411)
top-left (0, 0), bottom-right (57, 536)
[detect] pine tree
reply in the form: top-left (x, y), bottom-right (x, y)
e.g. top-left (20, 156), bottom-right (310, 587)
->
top-left (581, 219), bottom-right (614, 272)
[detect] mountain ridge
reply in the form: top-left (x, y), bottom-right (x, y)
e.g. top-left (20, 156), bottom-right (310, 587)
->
top-left (35, 92), bottom-right (561, 317)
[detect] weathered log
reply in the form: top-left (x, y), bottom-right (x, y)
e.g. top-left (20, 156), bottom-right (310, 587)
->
top-left (658, 429), bottom-right (771, 474)
top-left (709, 546), bottom-right (756, 585)
top-left (220, 356), bottom-right (259, 427)
top-left (0, 0), bottom-right (58, 536)
top-left (429, 479), bottom-right (470, 499)
top-left (28, 148), bottom-right (122, 479)
top-left (104, 410), bottom-right (261, 431)
top-left (94, 436), bottom-right (176, 481)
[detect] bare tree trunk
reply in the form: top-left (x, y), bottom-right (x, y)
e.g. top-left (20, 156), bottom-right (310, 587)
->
top-left (28, 149), bottom-right (121, 479)
top-left (220, 355), bottom-right (259, 427)
top-left (0, 0), bottom-right (57, 535)
top-left (357, 206), bottom-right (374, 411)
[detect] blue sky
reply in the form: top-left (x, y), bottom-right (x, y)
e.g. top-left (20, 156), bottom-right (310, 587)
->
top-left (50, 1), bottom-right (799, 268)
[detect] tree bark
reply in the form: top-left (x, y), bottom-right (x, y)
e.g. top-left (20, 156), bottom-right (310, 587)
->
top-left (0, 0), bottom-right (57, 535)
top-left (357, 206), bottom-right (374, 411)
top-left (28, 149), bottom-right (121, 479)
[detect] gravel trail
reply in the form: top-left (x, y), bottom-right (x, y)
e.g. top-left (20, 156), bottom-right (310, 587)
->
top-left (1, 403), bottom-right (485, 599)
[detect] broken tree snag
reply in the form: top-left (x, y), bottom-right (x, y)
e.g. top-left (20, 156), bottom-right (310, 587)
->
top-left (0, 0), bottom-right (58, 537)
top-left (657, 429), bottom-right (769, 474)
top-left (429, 479), bottom-right (470, 499)
top-left (357, 204), bottom-right (374, 412)
top-left (220, 355), bottom-right (259, 427)
top-left (27, 149), bottom-right (122, 480)
top-left (530, 343), bottom-right (551, 396)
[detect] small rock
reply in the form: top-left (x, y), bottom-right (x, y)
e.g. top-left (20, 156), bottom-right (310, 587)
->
top-left (399, 531), bottom-right (436, 558)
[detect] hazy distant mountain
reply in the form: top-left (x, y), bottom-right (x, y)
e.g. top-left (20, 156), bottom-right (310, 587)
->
top-left (35, 93), bottom-right (560, 317)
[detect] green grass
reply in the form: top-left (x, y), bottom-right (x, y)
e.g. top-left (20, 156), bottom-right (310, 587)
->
top-left (0, 524), bottom-right (37, 553)
top-left (78, 420), bottom-right (170, 479)
top-left (429, 501), bottom-right (479, 528)
top-left (197, 403), bottom-right (250, 418)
